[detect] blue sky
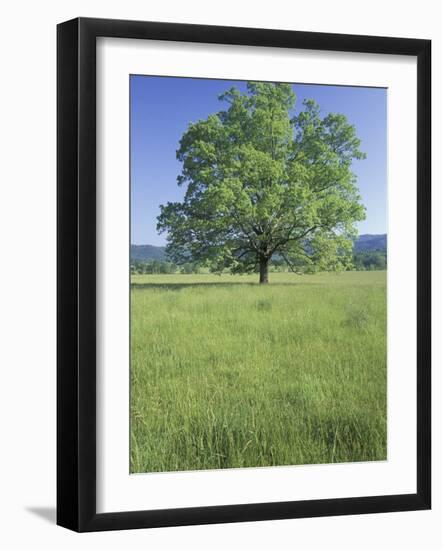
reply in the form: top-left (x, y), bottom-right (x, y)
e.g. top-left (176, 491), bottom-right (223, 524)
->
top-left (131, 76), bottom-right (387, 246)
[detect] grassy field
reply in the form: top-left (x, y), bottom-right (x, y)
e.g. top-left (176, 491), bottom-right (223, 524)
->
top-left (130, 271), bottom-right (387, 473)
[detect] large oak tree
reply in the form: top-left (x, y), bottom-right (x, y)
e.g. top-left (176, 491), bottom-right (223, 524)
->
top-left (157, 82), bottom-right (366, 283)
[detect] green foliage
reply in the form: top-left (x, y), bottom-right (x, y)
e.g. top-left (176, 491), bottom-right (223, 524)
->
top-left (131, 260), bottom-right (178, 275)
top-left (157, 82), bottom-right (366, 282)
top-left (130, 271), bottom-right (387, 472)
top-left (353, 250), bottom-right (387, 271)
top-left (130, 259), bottom-right (206, 275)
top-left (180, 261), bottom-right (202, 274)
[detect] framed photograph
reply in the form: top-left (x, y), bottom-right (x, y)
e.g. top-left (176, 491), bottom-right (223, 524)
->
top-left (57, 17), bottom-right (431, 532)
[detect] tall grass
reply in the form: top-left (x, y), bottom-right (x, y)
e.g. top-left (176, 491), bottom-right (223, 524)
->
top-left (130, 271), bottom-right (387, 473)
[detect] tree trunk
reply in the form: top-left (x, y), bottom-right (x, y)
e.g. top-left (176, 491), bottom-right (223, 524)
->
top-left (259, 256), bottom-right (269, 284)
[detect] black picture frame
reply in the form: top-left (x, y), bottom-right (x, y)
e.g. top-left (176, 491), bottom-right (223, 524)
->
top-left (57, 17), bottom-right (431, 532)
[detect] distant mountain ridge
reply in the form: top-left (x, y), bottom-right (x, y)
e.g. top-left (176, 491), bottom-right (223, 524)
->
top-left (131, 234), bottom-right (387, 262)
top-left (354, 234), bottom-right (387, 252)
top-left (131, 244), bottom-right (167, 261)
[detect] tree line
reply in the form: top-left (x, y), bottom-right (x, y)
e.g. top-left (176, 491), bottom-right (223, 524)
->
top-left (131, 250), bottom-right (386, 275)
top-left (131, 260), bottom-right (203, 275)
top-left (353, 250), bottom-right (387, 271)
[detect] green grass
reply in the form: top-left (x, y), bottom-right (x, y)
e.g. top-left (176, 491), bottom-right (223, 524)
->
top-left (130, 271), bottom-right (387, 473)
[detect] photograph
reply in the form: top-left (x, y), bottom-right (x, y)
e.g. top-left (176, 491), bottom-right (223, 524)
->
top-left (0, 1), bottom-right (434, 542)
top-left (129, 75), bottom-right (388, 474)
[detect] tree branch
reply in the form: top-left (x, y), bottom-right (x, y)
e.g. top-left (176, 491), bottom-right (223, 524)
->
top-left (279, 252), bottom-right (303, 275)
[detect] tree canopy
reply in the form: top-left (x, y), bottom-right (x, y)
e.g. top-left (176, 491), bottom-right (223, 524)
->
top-left (157, 82), bottom-right (366, 283)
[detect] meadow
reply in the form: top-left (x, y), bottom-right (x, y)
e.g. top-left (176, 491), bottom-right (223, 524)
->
top-left (130, 271), bottom-right (387, 473)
